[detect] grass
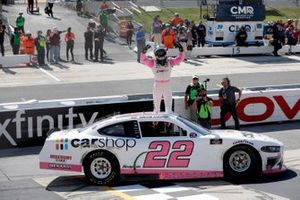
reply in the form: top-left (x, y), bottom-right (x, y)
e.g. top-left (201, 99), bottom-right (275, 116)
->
top-left (131, 7), bottom-right (300, 33)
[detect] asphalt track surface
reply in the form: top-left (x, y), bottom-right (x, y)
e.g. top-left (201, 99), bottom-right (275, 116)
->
top-left (1, 122), bottom-right (300, 200)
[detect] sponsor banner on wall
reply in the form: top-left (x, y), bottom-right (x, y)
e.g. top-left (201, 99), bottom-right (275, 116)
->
top-left (216, 4), bottom-right (265, 21)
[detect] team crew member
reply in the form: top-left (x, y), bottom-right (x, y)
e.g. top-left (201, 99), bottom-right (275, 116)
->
top-left (22, 31), bottom-right (35, 55)
top-left (235, 27), bottom-right (248, 46)
top-left (136, 26), bottom-right (145, 63)
top-left (11, 28), bottom-right (21, 55)
top-left (140, 43), bottom-right (185, 113)
top-left (196, 87), bottom-right (213, 129)
top-left (219, 78), bottom-right (242, 130)
top-left (126, 20), bottom-right (134, 48)
top-left (47, 0), bottom-right (55, 18)
top-left (84, 26), bottom-right (93, 60)
top-left (16, 12), bottom-right (25, 34)
top-left (170, 13), bottom-right (183, 27)
top-left (0, 20), bottom-right (6, 56)
top-left (94, 25), bottom-right (106, 62)
top-left (65, 27), bottom-right (75, 62)
top-left (35, 30), bottom-right (46, 66)
top-left (197, 21), bottom-right (206, 47)
top-left (161, 24), bottom-right (175, 49)
top-left (184, 75), bottom-right (202, 122)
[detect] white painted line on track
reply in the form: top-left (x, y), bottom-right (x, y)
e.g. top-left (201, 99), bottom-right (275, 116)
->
top-left (38, 67), bottom-right (61, 82)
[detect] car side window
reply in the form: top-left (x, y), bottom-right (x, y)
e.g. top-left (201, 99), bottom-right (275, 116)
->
top-left (139, 121), bottom-right (187, 137)
top-left (98, 121), bottom-right (140, 138)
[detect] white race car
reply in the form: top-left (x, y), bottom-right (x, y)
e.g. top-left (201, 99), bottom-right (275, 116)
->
top-left (39, 112), bottom-right (285, 185)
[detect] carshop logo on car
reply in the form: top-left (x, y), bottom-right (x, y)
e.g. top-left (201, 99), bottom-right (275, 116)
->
top-left (70, 138), bottom-right (137, 151)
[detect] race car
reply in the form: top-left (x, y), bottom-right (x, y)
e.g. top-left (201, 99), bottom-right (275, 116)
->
top-left (39, 112), bottom-right (285, 185)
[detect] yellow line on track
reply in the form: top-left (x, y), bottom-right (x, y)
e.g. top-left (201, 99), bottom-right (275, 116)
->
top-left (102, 186), bottom-right (136, 200)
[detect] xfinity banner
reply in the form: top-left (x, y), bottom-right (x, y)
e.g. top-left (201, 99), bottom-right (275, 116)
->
top-left (216, 5), bottom-right (265, 21)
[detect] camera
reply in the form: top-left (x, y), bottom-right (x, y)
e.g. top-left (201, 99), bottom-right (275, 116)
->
top-left (204, 78), bottom-right (210, 83)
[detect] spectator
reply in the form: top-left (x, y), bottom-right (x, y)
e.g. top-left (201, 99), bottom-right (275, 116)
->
top-left (285, 25), bottom-right (298, 55)
top-left (177, 26), bottom-right (188, 59)
top-left (235, 26), bottom-right (248, 46)
top-left (0, 20), bottom-right (6, 56)
top-left (277, 20), bottom-right (286, 45)
top-left (65, 27), bottom-right (75, 62)
top-left (46, 29), bottom-right (51, 62)
top-left (100, 0), bottom-right (109, 10)
top-left (190, 21), bottom-right (197, 47)
top-left (99, 10), bottom-right (108, 31)
top-left (22, 31), bottom-right (35, 55)
top-left (16, 12), bottom-right (25, 34)
top-left (184, 75), bottom-right (202, 122)
top-left (28, 0), bottom-right (34, 13)
top-left (94, 25), bottom-right (106, 62)
top-left (272, 21), bottom-right (282, 56)
top-left (171, 13), bottom-right (183, 27)
top-left (196, 87), bottom-right (213, 129)
top-left (186, 25), bottom-right (194, 59)
top-left (135, 26), bottom-right (145, 63)
top-left (84, 26), bottom-right (93, 60)
top-left (197, 21), bottom-right (206, 47)
top-left (219, 77), bottom-right (242, 130)
top-left (10, 28), bottom-right (21, 55)
top-left (35, 30), bottom-right (46, 66)
top-left (47, 0), bottom-right (55, 18)
top-left (161, 24), bottom-right (175, 49)
top-left (50, 27), bottom-right (61, 63)
top-left (126, 20), bottom-right (134, 48)
top-left (152, 15), bottom-right (162, 46)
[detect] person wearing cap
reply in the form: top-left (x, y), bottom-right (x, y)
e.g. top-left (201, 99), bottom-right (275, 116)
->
top-left (16, 12), bottom-right (25, 34)
top-left (135, 26), bottom-right (145, 63)
top-left (196, 87), bottom-right (213, 129)
top-left (184, 75), bottom-right (202, 122)
top-left (219, 77), bottom-right (242, 130)
top-left (22, 31), bottom-right (35, 55)
top-left (171, 13), bottom-right (183, 27)
top-left (140, 43), bottom-right (185, 113)
top-left (10, 28), bottom-right (21, 55)
top-left (161, 24), bottom-right (175, 49)
top-left (35, 30), bottom-right (46, 66)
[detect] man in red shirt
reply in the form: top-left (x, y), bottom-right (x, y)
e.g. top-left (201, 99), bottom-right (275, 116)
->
top-left (170, 13), bottom-right (183, 27)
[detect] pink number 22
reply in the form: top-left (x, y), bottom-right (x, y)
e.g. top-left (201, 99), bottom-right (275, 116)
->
top-left (143, 140), bottom-right (194, 168)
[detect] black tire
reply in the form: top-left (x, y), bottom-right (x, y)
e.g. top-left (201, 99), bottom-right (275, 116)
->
top-left (223, 146), bottom-right (259, 179)
top-left (83, 151), bottom-right (120, 185)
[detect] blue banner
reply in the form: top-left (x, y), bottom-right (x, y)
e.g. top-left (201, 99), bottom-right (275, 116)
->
top-left (216, 4), bottom-right (265, 21)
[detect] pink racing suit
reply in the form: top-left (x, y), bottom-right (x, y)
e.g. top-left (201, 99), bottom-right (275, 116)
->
top-left (141, 52), bottom-right (185, 113)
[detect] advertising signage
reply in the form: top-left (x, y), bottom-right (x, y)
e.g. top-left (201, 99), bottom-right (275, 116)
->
top-left (216, 4), bottom-right (265, 21)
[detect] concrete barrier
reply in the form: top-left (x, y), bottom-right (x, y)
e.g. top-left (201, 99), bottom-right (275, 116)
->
top-left (0, 84), bottom-right (299, 149)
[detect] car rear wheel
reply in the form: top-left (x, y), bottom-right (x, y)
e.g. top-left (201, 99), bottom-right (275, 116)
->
top-left (83, 151), bottom-right (120, 185)
top-left (224, 146), bottom-right (259, 178)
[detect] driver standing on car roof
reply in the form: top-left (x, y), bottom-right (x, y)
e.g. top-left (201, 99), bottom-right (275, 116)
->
top-left (140, 43), bottom-right (185, 113)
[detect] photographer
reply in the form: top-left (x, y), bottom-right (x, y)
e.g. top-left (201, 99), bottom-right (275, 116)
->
top-left (184, 75), bottom-right (202, 122)
top-left (219, 77), bottom-right (241, 130)
top-left (196, 86), bottom-right (213, 129)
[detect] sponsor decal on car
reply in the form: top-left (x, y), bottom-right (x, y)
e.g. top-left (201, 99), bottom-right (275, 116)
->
top-left (50, 154), bottom-right (72, 162)
top-left (70, 137), bottom-right (136, 151)
top-left (55, 138), bottom-right (69, 150)
top-left (210, 139), bottom-right (223, 145)
top-left (233, 140), bottom-right (254, 146)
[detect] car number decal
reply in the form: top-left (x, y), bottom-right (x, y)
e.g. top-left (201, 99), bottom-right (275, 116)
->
top-left (143, 140), bottom-right (194, 168)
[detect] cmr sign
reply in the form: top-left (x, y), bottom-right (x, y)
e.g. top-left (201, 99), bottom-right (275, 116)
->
top-left (230, 6), bottom-right (254, 15)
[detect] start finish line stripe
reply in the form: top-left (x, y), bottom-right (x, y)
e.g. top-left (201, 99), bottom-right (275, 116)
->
top-left (38, 67), bottom-right (61, 82)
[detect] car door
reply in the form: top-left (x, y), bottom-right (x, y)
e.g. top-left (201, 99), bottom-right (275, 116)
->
top-left (131, 118), bottom-right (196, 177)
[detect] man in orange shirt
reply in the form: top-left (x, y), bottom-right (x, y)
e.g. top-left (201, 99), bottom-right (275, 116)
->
top-left (171, 13), bottom-right (183, 27)
top-left (161, 24), bottom-right (176, 49)
top-left (22, 31), bottom-right (35, 55)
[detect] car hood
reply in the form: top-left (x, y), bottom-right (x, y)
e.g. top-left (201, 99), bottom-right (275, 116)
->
top-left (210, 129), bottom-right (282, 145)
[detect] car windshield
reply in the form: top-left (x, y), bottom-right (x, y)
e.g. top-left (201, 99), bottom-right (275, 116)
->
top-left (177, 116), bottom-right (211, 135)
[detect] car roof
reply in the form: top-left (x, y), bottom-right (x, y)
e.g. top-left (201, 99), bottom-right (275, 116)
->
top-left (112, 112), bottom-right (179, 121)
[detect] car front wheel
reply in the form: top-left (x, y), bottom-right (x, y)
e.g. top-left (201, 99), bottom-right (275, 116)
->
top-left (224, 146), bottom-right (259, 178)
top-left (83, 151), bottom-right (120, 185)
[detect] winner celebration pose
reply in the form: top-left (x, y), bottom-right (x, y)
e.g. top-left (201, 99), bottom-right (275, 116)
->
top-left (140, 44), bottom-right (185, 113)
